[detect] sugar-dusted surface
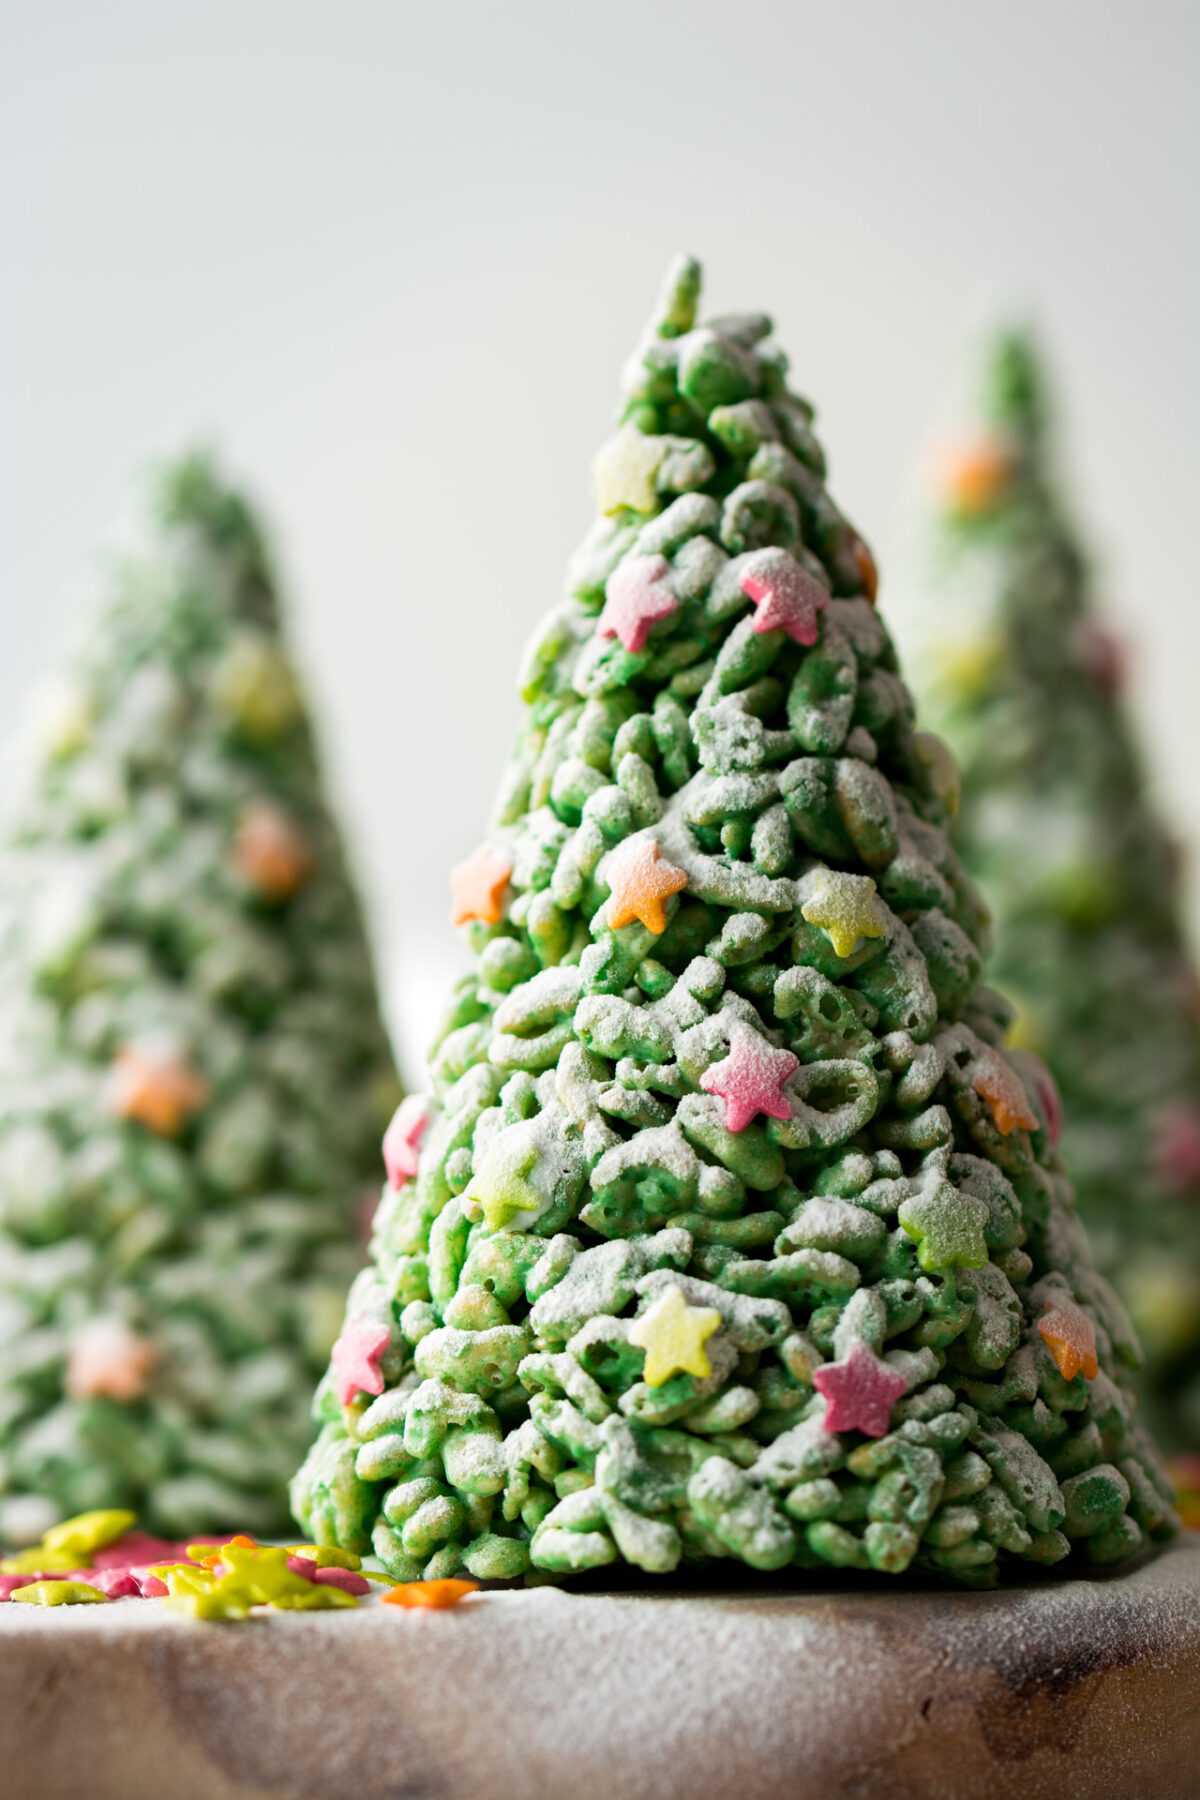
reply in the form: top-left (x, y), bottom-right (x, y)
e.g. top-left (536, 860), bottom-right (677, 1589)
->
top-left (2, 1537), bottom-right (1197, 1800)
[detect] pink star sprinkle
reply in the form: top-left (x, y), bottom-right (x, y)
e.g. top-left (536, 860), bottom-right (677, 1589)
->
top-left (1076, 620), bottom-right (1126, 695)
top-left (699, 1022), bottom-right (799, 1133)
top-left (382, 1095), bottom-right (429, 1190)
top-left (597, 555), bottom-right (678, 654)
top-left (1154, 1104), bottom-right (1200, 1193)
top-left (1030, 1063), bottom-right (1062, 1147)
top-left (813, 1341), bottom-right (909, 1438)
top-left (313, 1565), bottom-right (371, 1595)
top-left (92, 1532), bottom-right (179, 1569)
top-left (331, 1315), bottom-right (391, 1407)
top-left (130, 1568), bottom-right (171, 1597)
top-left (85, 1567), bottom-right (142, 1598)
top-left (740, 548), bottom-right (829, 646)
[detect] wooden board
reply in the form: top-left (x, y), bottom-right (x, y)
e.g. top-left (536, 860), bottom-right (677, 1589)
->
top-left (2, 1536), bottom-right (1198, 1799)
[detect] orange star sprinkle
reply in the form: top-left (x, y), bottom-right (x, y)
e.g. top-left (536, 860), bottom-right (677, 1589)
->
top-left (382, 1578), bottom-right (479, 1610)
top-left (232, 803), bottom-right (313, 902)
top-left (108, 1047), bottom-right (210, 1137)
top-left (1165, 1455), bottom-right (1200, 1530)
top-left (65, 1319), bottom-right (157, 1403)
top-left (604, 837), bottom-right (688, 935)
top-left (850, 533), bottom-right (879, 604)
top-left (450, 844), bottom-right (513, 927)
top-left (973, 1056), bottom-right (1038, 1137)
top-left (938, 439), bottom-right (1013, 518)
top-left (1038, 1304), bottom-right (1099, 1382)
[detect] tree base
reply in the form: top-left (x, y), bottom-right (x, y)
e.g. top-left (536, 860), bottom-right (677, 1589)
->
top-left (2, 1536), bottom-right (1197, 1799)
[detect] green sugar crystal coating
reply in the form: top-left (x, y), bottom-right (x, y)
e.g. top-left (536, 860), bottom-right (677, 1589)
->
top-left (292, 263), bottom-right (1176, 1585)
top-left (914, 331), bottom-right (1200, 1450)
top-left (0, 455), bottom-right (399, 1538)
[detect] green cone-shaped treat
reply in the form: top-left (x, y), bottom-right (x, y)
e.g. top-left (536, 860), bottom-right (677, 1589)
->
top-left (293, 265), bottom-right (1175, 1585)
top-left (910, 332), bottom-right (1200, 1450)
top-left (0, 454), bottom-right (399, 1539)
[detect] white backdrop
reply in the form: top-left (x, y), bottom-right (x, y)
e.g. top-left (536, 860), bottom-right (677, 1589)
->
top-left (2, 1), bottom-right (1197, 1081)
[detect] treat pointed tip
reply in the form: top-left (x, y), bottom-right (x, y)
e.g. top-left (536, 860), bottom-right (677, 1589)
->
top-left (982, 325), bottom-right (1050, 444)
top-left (651, 253), bottom-right (703, 339)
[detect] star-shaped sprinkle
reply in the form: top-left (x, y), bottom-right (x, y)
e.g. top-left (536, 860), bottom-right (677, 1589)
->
top-left (628, 1284), bottom-right (722, 1388)
top-left (597, 555), bottom-right (678, 654)
top-left (813, 1341), bottom-right (908, 1438)
top-left (161, 1565), bottom-right (252, 1620)
top-left (898, 1175), bottom-right (989, 1272)
top-left (382, 1578), bottom-right (480, 1610)
top-left (937, 438), bottom-right (1012, 518)
top-left (83, 1567), bottom-right (141, 1598)
top-left (700, 1021), bottom-right (799, 1133)
top-left (92, 1534), bottom-right (180, 1575)
top-left (739, 548), bottom-right (828, 646)
top-left (1167, 1455), bottom-right (1200, 1531)
top-left (972, 1054), bottom-right (1038, 1136)
top-left (272, 1582), bottom-right (359, 1611)
top-left (107, 1046), bottom-right (209, 1137)
top-left (604, 836), bottom-right (688, 934)
top-left (331, 1315), bottom-right (391, 1406)
top-left (43, 1509), bottom-right (137, 1559)
top-left (1153, 1104), bottom-right (1200, 1193)
top-left (849, 532), bottom-right (879, 603)
top-left (450, 843), bottom-right (513, 927)
top-left (195, 1534), bottom-right (256, 1566)
top-left (593, 425), bottom-right (667, 515)
top-left (289, 1560), bottom-right (371, 1596)
top-left (232, 802), bottom-right (313, 902)
top-left (10, 1580), bottom-right (109, 1606)
top-left (65, 1321), bottom-right (156, 1403)
top-left (382, 1095), bottom-right (430, 1189)
top-left (213, 1543), bottom-right (321, 1607)
top-left (1076, 621), bottom-right (1126, 696)
top-left (931, 632), bottom-right (1003, 703)
top-left (912, 730), bottom-right (961, 818)
top-left (1029, 1063), bottom-right (1062, 1146)
top-left (0, 1547), bottom-right (81, 1576)
top-left (463, 1136), bottom-right (543, 1231)
top-left (1038, 1303), bottom-right (1099, 1382)
top-left (285, 1543), bottom-right (363, 1572)
top-left (211, 636), bottom-right (303, 744)
top-left (801, 869), bottom-right (889, 960)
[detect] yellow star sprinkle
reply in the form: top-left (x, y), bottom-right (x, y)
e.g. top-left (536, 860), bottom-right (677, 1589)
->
top-left (162, 1566), bottom-right (252, 1620)
top-left (42, 1507), bottom-right (137, 1560)
top-left (801, 869), bottom-right (889, 960)
top-left (11, 1581), bottom-right (109, 1606)
top-left (463, 1136), bottom-right (544, 1231)
top-left (911, 731), bottom-right (961, 819)
top-left (1, 1547), bottom-right (83, 1575)
top-left (215, 1543), bottom-right (318, 1606)
top-left (285, 1544), bottom-right (362, 1571)
top-left (628, 1285), bottom-right (722, 1388)
top-left (930, 632), bottom-right (1002, 704)
top-left (271, 1585), bottom-right (358, 1611)
top-left (593, 425), bottom-right (667, 515)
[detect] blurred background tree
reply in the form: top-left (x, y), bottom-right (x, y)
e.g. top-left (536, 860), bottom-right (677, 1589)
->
top-left (0, 455), bottom-right (399, 1540)
top-left (912, 333), bottom-right (1200, 1451)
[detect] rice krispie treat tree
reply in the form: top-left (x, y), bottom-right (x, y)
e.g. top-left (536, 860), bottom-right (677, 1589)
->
top-left (293, 262), bottom-right (1175, 1585)
top-left (916, 332), bottom-right (1200, 1447)
top-left (0, 455), bottom-right (399, 1539)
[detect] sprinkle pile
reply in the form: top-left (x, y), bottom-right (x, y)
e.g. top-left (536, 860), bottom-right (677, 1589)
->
top-left (1, 1507), bottom-right (479, 1617)
top-left (292, 261), bottom-right (1178, 1587)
